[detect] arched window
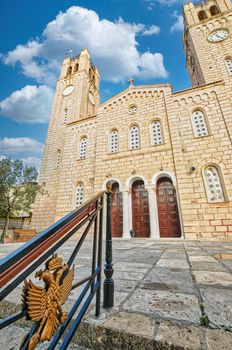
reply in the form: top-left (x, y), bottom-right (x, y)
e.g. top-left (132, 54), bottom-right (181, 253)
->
top-left (109, 130), bottom-right (119, 153)
top-left (80, 137), bottom-right (87, 159)
top-left (198, 10), bottom-right (207, 21)
top-left (210, 5), bottom-right (220, 16)
top-left (64, 108), bottom-right (68, 124)
top-left (130, 125), bottom-right (140, 149)
top-left (204, 166), bottom-right (225, 203)
top-left (67, 66), bottom-right (72, 76)
top-left (56, 149), bottom-right (61, 168)
top-left (192, 110), bottom-right (209, 137)
top-left (76, 183), bottom-right (84, 207)
top-left (74, 63), bottom-right (79, 73)
top-left (151, 120), bottom-right (163, 145)
top-left (225, 58), bottom-right (232, 76)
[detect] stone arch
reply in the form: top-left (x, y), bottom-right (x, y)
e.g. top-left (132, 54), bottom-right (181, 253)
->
top-left (198, 10), bottom-right (207, 21)
top-left (152, 171), bottom-right (177, 187)
top-left (125, 174), bottom-right (149, 190)
top-left (210, 5), bottom-right (220, 16)
top-left (102, 178), bottom-right (123, 192)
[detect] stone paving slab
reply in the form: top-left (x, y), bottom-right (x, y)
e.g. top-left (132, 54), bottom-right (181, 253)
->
top-left (200, 287), bottom-right (232, 330)
top-left (123, 289), bottom-right (201, 323)
top-left (193, 271), bottom-right (232, 286)
top-left (1, 239), bottom-right (232, 349)
top-left (143, 267), bottom-right (195, 294)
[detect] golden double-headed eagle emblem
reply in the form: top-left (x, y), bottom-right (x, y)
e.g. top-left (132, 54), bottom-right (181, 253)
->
top-left (20, 254), bottom-right (74, 350)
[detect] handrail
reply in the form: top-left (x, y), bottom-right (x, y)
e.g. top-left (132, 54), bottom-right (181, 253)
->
top-left (0, 190), bottom-right (114, 350)
top-left (0, 192), bottom-right (102, 274)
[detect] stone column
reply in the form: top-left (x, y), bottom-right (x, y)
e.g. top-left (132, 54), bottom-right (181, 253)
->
top-left (147, 187), bottom-right (160, 239)
top-left (122, 189), bottom-right (131, 239)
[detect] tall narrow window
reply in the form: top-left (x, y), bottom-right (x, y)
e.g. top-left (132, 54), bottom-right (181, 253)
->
top-left (64, 108), bottom-right (68, 124)
top-left (74, 63), bottom-right (79, 73)
top-left (76, 183), bottom-right (84, 207)
top-left (210, 5), bottom-right (220, 16)
top-left (151, 121), bottom-right (163, 145)
top-left (67, 66), bottom-right (72, 76)
top-left (225, 58), bottom-right (232, 76)
top-left (198, 10), bottom-right (207, 21)
top-left (80, 137), bottom-right (87, 159)
top-left (130, 125), bottom-right (140, 149)
top-left (56, 149), bottom-right (61, 169)
top-left (192, 110), bottom-right (209, 137)
top-left (204, 166), bottom-right (225, 203)
top-left (109, 130), bottom-right (119, 153)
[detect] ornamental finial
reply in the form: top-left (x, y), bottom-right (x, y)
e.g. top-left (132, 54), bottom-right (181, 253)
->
top-left (128, 78), bottom-right (134, 87)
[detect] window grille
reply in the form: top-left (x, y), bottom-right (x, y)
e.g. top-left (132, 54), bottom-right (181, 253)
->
top-left (225, 58), bottom-right (232, 76)
top-left (192, 110), bottom-right (208, 137)
top-left (151, 121), bottom-right (163, 145)
top-left (130, 126), bottom-right (140, 149)
top-left (64, 108), bottom-right (68, 123)
top-left (128, 106), bottom-right (137, 115)
top-left (80, 137), bottom-right (87, 159)
top-left (204, 166), bottom-right (225, 203)
top-left (56, 150), bottom-right (61, 168)
top-left (109, 130), bottom-right (119, 153)
top-left (76, 183), bottom-right (84, 207)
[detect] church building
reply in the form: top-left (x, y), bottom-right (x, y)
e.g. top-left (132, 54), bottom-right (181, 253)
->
top-left (31, 0), bottom-right (232, 240)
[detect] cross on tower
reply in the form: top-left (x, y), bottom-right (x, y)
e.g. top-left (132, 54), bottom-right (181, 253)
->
top-left (65, 49), bottom-right (73, 57)
top-left (128, 78), bottom-right (134, 87)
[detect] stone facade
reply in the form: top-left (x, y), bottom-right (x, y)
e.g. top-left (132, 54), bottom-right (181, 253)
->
top-left (31, 0), bottom-right (232, 239)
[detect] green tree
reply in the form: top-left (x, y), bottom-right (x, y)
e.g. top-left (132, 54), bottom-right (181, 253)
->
top-left (0, 158), bottom-right (39, 243)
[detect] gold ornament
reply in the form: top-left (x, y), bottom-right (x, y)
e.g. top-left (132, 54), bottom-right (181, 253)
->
top-left (20, 254), bottom-right (74, 350)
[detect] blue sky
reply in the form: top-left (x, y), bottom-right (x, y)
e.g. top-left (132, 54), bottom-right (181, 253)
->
top-left (0, 0), bottom-right (197, 169)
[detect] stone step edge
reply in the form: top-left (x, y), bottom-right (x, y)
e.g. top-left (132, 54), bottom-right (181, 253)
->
top-left (1, 300), bottom-right (232, 350)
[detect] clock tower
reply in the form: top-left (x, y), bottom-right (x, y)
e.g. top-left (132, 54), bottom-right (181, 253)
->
top-left (31, 49), bottom-right (100, 230)
top-left (58, 49), bottom-right (100, 123)
top-left (183, 0), bottom-right (232, 86)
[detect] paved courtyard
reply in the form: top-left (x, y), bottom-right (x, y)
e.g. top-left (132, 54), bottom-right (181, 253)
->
top-left (1, 239), bottom-right (232, 349)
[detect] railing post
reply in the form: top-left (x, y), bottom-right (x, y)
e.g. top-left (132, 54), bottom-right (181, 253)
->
top-left (103, 185), bottom-right (114, 308)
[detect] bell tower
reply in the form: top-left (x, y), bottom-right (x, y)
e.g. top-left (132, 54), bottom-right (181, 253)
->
top-left (31, 49), bottom-right (100, 231)
top-left (183, 0), bottom-right (232, 86)
top-left (58, 49), bottom-right (100, 123)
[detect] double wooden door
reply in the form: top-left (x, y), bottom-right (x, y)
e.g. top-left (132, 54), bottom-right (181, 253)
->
top-left (132, 180), bottom-right (150, 237)
top-left (111, 182), bottom-right (123, 237)
top-left (157, 177), bottom-right (181, 237)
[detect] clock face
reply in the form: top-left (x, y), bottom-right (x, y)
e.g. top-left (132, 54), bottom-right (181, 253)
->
top-left (88, 91), bottom-right (95, 105)
top-left (63, 85), bottom-right (74, 96)
top-left (208, 29), bottom-right (229, 42)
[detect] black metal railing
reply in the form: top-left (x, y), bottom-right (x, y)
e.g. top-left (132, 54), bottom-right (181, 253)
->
top-left (0, 190), bottom-right (114, 350)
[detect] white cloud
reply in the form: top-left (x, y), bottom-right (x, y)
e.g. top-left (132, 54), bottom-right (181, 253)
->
top-left (141, 25), bottom-right (160, 36)
top-left (138, 52), bottom-right (167, 79)
top-left (2, 6), bottom-right (168, 84)
top-left (0, 85), bottom-right (53, 124)
top-left (171, 12), bottom-right (184, 33)
top-left (0, 137), bottom-right (44, 155)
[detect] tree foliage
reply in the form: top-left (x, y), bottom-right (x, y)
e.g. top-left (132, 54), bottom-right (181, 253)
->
top-left (0, 158), bottom-right (39, 242)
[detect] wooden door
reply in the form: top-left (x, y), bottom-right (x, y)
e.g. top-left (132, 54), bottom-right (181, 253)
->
top-left (132, 180), bottom-right (150, 237)
top-left (157, 177), bottom-right (181, 238)
top-left (111, 182), bottom-right (123, 237)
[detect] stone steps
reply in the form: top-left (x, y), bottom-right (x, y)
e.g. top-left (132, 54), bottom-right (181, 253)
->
top-left (0, 323), bottom-right (89, 350)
